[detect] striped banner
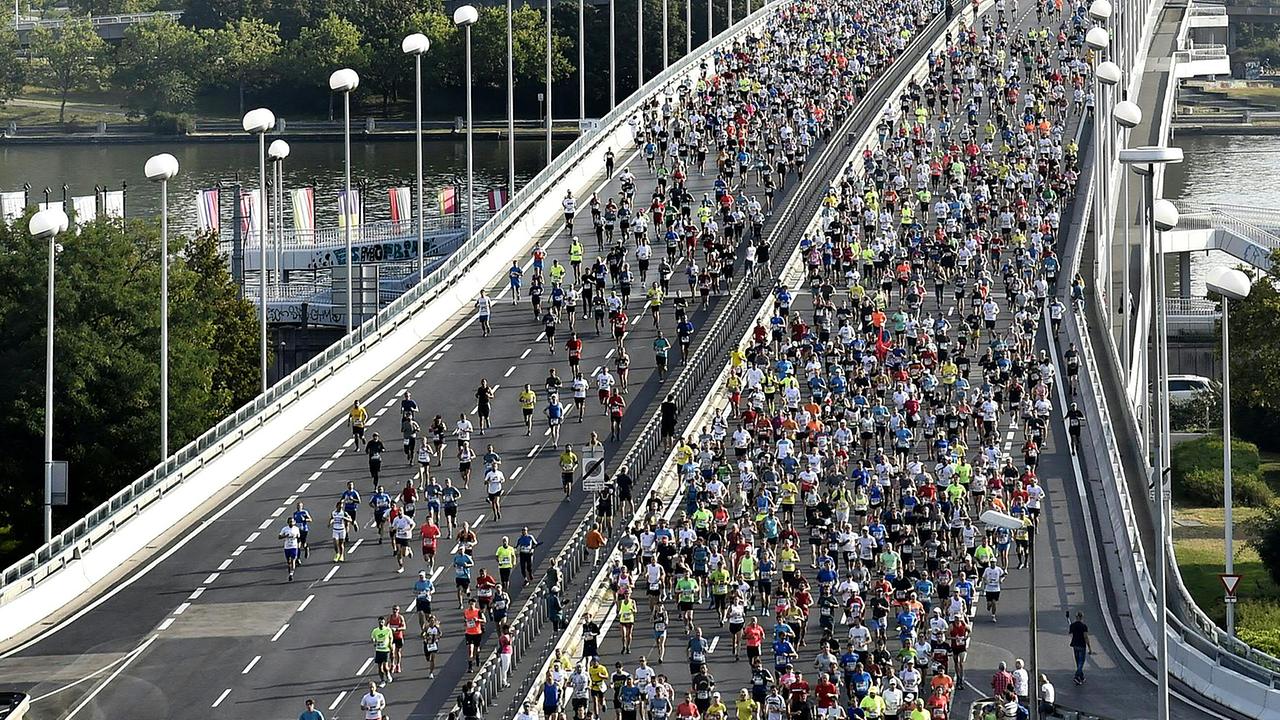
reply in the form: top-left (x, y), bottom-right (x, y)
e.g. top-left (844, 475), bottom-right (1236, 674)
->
top-left (338, 189), bottom-right (361, 230)
top-left (487, 187), bottom-right (509, 212)
top-left (437, 186), bottom-right (458, 216)
top-left (291, 187), bottom-right (315, 239)
top-left (240, 189), bottom-right (262, 243)
top-left (389, 187), bottom-right (412, 224)
top-left (196, 189), bottom-right (219, 234)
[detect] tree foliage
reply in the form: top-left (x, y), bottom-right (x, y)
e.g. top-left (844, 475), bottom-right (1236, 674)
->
top-left (210, 17), bottom-right (283, 115)
top-left (0, 219), bottom-right (260, 555)
top-left (29, 18), bottom-right (108, 123)
top-left (0, 28), bottom-right (24, 106)
top-left (114, 14), bottom-right (207, 116)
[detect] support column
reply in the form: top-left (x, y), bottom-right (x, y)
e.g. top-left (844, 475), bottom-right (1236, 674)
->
top-left (1178, 252), bottom-right (1192, 298)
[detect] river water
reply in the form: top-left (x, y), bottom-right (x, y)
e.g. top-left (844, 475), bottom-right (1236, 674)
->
top-left (0, 138), bottom-right (571, 234)
top-left (1164, 132), bottom-right (1280, 294)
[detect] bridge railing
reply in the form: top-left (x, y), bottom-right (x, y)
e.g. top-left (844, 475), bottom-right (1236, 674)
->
top-left (1176, 202), bottom-right (1280, 253)
top-left (15, 10), bottom-right (182, 30)
top-left (222, 210), bottom-right (495, 256)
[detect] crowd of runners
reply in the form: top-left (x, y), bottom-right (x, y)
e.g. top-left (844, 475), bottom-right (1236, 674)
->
top-left (276, 0), bottom-right (1116, 715)
top-left (519, 0), bottom-right (1110, 719)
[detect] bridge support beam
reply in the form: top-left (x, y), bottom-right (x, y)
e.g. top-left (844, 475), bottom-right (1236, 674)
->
top-left (1179, 251), bottom-right (1192, 298)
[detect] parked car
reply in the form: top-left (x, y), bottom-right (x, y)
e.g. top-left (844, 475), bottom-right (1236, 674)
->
top-left (1168, 374), bottom-right (1213, 405)
top-left (0, 692), bottom-right (30, 720)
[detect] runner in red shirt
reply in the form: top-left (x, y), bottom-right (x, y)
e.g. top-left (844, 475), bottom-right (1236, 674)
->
top-left (815, 673), bottom-right (839, 717)
top-left (420, 518), bottom-right (440, 565)
top-left (676, 693), bottom-right (701, 720)
top-left (475, 569), bottom-right (498, 610)
top-left (743, 618), bottom-right (765, 662)
top-left (608, 390), bottom-right (626, 441)
top-left (387, 605), bottom-right (407, 674)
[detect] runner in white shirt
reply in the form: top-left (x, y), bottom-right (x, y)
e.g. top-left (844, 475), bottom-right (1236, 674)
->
top-left (571, 374), bottom-right (590, 422)
top-left (278, 517), bottom-right (301, 581)
top-left (454, 415), bottom-right (473, 450)
top-left (475, 292), bottom-right (493, 336)
top-left (391, 510), bottom-right (415, 573)
top-left (485, 467), bottom-right (506, 520)
top-left (595, 368), bottom-right (615, 411)
top-left (982, 562), bottom-right (1007, 622)
top-left (561, 191), bottom-right (576, 232)
top-left (360, 682), bottom-right (386, 719)
top-left (331, 502), bottom-right (352, 562)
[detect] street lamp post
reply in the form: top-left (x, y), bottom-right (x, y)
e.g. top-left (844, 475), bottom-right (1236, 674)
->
top-left (579, 0), bottom-right (585, 121)
top-left (638, 0), bottom-right (644, 87)
top-left (982, 509), bottom-right (1039, 720)
top-left (685, 0), bottom-right (691, 55)
top-left (609, 0), bottom-right (617, 108)
top-left (1112, 99), bottom-right (1142, 380)
top-left (662, 0), bottom-right (668, 69)
top-left (144, 153), bottom-right (179, 461)
top-left (242, 108), bottom-right (276, 392)
top-left (1084, 26), bottom-right (1109, 311)
top-left (328, 70), bottom-right (359, 333)
top-left (402, 33), bottom-right (431, 283)
top-left (1206, 266), bottom-right (1253, 638)
top-left (32, 207), bottom-right (68, 543)
top-left (1121, 144), bottom-right (1183, 720)
top-left (706, 0), bottom-right (711, 42)
top-left (454, 6), bottom-right (479, 238)
top-left (545, 0), bottom-right (553, 164)
top-left (269, 140), bottom-right (290, 295)
top-left (1096, 59), bottom-right (1120, 314)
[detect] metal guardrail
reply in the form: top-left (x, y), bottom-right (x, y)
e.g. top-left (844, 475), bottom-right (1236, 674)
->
top-left (1164, 296), bottom-right (1221, 317)
top-left (190, 118), bottom-right (579, 134)
top-left (15, 10), bottom-right (182, 30)
top-left (1173, 44), bottom-right (1229, 63)
top-left (0, 0), bottom-right (789, 633)
top-left (1189, 4), bottom-right (1229, 15)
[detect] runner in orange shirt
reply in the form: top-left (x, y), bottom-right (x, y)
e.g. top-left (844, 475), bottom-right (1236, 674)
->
top-left (462, 598), bottom-right (485, 670)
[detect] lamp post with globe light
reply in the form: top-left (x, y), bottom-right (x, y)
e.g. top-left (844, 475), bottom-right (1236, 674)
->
top-left (982, 509), bottom-right (1040, 720)
top-left (268, 139), bottom-right (290, 291)
top-left (31, 206), bottom-right (69, 542)
top-left (1205, 266), bottom-right (1253, 638)
top-left (1112, 99), bottom-right (1142, 379)
top-left (144, 153), bottom-right (179, 461)
top-left (454, 5), bottom-right (480, 237)
top-left (328, 70), bottom-right (359, 333)
top-left (401, 33), bottom-right (431, 283)
top-left (242, 107), bottom-right (276, 391)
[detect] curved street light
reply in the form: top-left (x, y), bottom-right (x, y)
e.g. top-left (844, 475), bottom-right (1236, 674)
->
top-left (242, 107), bottom-right (276, 392)
top-left (402, 33), bottom-right (431, 284)
top-left (144, 152), bottom-right (179, 461)
top-left (329, 69), bottom-right (359, 333)
top-left (454, 5), bottom-right (479, 239)
top-left (31, 206), bottom-right (68, 543)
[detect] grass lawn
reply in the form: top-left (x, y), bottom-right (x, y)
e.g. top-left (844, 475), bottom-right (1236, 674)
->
top-left (1174, 509), bottom-right (1280, 658)
top-left (1206, 85), bottom-right (1280, 111)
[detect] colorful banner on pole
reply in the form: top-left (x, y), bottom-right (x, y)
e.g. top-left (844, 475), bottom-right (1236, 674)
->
top-left (437, 186), bottom-right (458, 216)
top-left (195, 189), bottom-right (219, 233)
top-left (338, 189), bottom-right (361, 230)
top-left (291, 187), bottom-right (315, 238)
top-left (71, 195), bottom-right (96, 228)
top-left (1, 191), bottom-right (25, 223)
top-left (240, 189), bottom-right (262, 243)
top-left (389, 187), bottom-right (412, 224)
top-left (487, 187), bottom-right (509, 212)
top-left (102, 190), bottom-right (125, 220)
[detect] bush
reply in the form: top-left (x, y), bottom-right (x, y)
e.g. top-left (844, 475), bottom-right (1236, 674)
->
top-left (1249, 506), bottom-right (1280, 587)
top-left (1177, 468), bottom-right (1274, 507)
top-left (146, 111), bottom-right (194, 135)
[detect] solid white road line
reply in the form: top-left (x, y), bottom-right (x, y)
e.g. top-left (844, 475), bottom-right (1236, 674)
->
top-left (63, 634), bottom-right (158, 720)
top-left (241, 655), bottom-right (260, 674)
top-left (211, 688), bottom-right (232, 708)
top-left (298, 594), bottom-right (315, 612)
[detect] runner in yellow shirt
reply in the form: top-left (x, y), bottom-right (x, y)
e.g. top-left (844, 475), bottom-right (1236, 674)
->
top-left (517, 385), bottom-right (537, 436)
top-left (349, 401), bottom-right (369, 449)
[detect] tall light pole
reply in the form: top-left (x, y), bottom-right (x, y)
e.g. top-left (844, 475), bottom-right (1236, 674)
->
top-left (637, 0), bottom-right (644, 88)
top-left (1120, 145), bottom-right (1182, 720)
top-left (402, 33), bottom-right (431, 283)
top-left (328, 70), bottom-right (359, 333)
top-left (507, 2), bottom-right (518, 191)
top-left (705, 0), bottom-right (711, 42)
top-left (609, 0), bottom-right (617, 108)
top-left (268, 139), bottom-right (290, 293)
top-left (144, 153), bottom-right (179, 461)
top-left (32, 207), bottom-right (68, 543)
top-left (1113, 99), bottom-right (1142, 380)
top-left (242, 108), bottom-right (275, 392)
top-left (982, 509), bottom-right (1038, 720)
top-left (728, 0), bottom-right (733, 26)
top-left (545, 0), bottom-right (554, 164)
top-left (1096, 59), bottom-right (1119, 315)
top-left (662, 0), bottom-right (668, 69)
top-left (454, 6), bottom-right (479, 237)
top-left (685, 0), bottom-right (691, 55)
top-left (578, 0), bottom-right (585, 121)
top-left (1085, 26), bottom-right (1109, 311)
top-left (1206, 266), bottom-right (1253, 638)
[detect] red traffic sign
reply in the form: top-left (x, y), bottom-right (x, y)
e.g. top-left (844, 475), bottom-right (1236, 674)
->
top-left (1220, 573), bottom-right (1243, 598)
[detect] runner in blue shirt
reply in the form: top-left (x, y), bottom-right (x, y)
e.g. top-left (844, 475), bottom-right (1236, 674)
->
top-left (453, 550), bottom-right (474, 609)
top-left (340, 482), bottom-right (361, 529)
top-left (291, 501), bottom-right (313, 560)
top-left (508, 261), bottom-right (523, 303)
top-left (414, 570), bottom-right (435, 628)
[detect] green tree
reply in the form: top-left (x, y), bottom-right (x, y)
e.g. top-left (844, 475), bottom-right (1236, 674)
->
top-left (1220, 259), bottom-right (1280, 413)
top-left (286, 13), bottom-right (366, 94)
top-left (69, 0), bottom-right (160, 15)
top-left (472, 5), bottom-right (573, 90)
top-left (1249, 505), bottom-right (1280, 587)
top-left (0, 219), bottom-right (259, 555)
top-left (0, 27), bottom-right (24, 106)
top-left (210, 17), bottom-right (283, 115)
top-left (29, 18), bottom-right (108, 123)
top-left (113, 14), bottom-right (207, 117)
